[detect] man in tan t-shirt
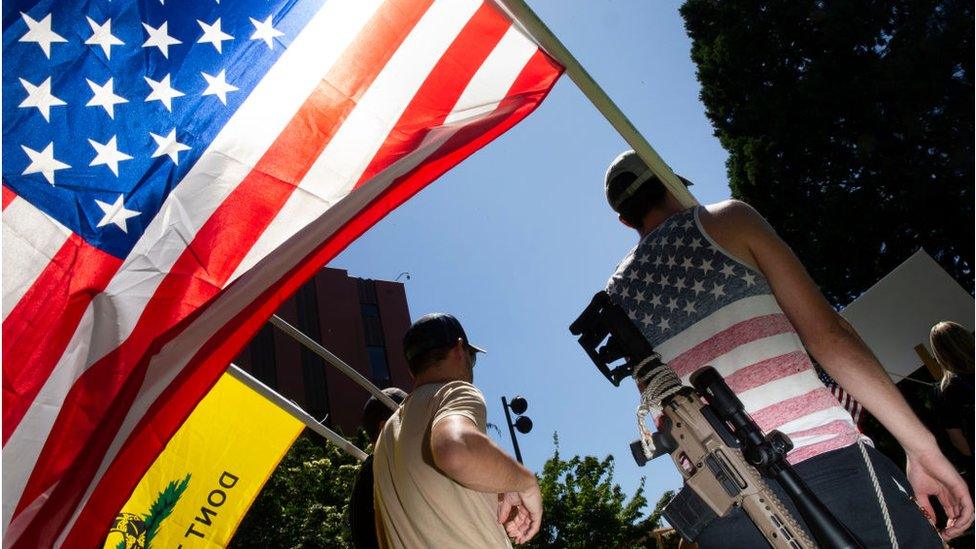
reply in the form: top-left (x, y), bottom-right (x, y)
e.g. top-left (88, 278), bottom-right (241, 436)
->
top-left (373, 313), bottom-right (542, 548)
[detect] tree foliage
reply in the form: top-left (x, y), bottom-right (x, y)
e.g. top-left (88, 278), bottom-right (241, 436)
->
top-left (232, 432), bottom-right (680, 548)
top-left (231, 433), bottom-right (364, 548)
top-left (522, 433), bottom-right (669, 548)
top-left (681, 0), bottom-right (973, 305)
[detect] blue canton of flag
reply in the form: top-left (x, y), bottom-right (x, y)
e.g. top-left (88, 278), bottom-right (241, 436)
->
top-left (2, 0), bottom-right (323, 258)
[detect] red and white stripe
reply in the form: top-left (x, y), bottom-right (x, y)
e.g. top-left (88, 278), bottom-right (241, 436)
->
top-left (1, 1), bottom-right (562, 546)
top-left (2, 192), bottom-right (71, 320)
top-left (655, 294), bottom-right (865, 465)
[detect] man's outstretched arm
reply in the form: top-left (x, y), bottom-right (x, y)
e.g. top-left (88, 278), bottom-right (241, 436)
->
top-left (431, 415), bottom-right (542, 543)
top-left (707, 200), bottom-right (973, 539)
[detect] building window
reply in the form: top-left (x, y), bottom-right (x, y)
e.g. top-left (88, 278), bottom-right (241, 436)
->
top-left (358, 279), bottom-right (391, 385)
top-left (358, 279), bottom-right (378, 304)
top-left (367, 346), bottom-right (391, 386)
top-left (249, 324), bottom-right (277, 390)
top-left (362, 313), bottom-right (385, 347)
top-left (296, 281), bottom-right (330, 419)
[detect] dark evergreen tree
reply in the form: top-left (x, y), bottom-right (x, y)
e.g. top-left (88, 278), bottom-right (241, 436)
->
top-left (681, 0), bottom-right (973, 305)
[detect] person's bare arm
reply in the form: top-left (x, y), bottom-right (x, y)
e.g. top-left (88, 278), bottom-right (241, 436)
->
top-left (431, 415), bottom-right (542, 543)
top-left (431, 415), bottom-right (534, 492)
top-left (701, 200), bottom-right (973, 539)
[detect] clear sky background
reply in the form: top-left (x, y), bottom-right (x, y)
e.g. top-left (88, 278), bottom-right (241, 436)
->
top-left (334, 0), bottom-right (733, 509)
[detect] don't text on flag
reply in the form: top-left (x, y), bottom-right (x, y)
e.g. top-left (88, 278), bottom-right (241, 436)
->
top-left (103, 370), bottom-right (305, 549)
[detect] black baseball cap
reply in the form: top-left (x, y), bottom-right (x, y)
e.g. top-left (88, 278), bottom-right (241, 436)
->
top-left (362, 387), bottom-right (408, 440)
top-left (403, 313), bottom-right (486, 362)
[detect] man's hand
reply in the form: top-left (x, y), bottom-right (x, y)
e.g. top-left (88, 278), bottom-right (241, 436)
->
top-left (906, 447), bottom-right (974, 540)
top-left (432, 414), bottom-right (542, 542)
top-left (497, 482), bottom-right (543, 544)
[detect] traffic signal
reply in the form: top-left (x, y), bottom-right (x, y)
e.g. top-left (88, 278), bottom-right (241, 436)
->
top-left (502, 395), bottom-right (532, 463)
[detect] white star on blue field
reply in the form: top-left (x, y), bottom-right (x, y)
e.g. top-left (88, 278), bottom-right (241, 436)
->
top-left (3, 0), bottom-right (317, 258)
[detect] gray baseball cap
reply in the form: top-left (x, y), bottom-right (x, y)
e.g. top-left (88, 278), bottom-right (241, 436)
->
top-left (605, 150), bottom-right (692, 212)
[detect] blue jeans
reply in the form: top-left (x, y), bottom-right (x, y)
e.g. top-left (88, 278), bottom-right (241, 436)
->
top-left (695, 444), bottom-right (943, 548)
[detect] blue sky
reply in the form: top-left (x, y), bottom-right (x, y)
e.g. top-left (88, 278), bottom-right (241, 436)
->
top-left (334, 0), bottom-right (732, 509)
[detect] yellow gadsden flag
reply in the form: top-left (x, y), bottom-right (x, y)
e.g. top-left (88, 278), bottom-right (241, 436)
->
top-left (105, 372), bottom-right (304, 549)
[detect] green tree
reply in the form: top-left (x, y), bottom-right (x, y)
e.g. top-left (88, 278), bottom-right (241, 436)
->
top-left (232, 432), bottom-right (679, 548)
top-left (681, 0), bottom-right (973, 305)
top-left (231, 433), bottom-right (364, 548)
top-left (522, 434), bottom-right (665, 548)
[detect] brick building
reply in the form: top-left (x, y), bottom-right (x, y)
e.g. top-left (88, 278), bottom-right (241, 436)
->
top-left (235, 267), bottom-right (413, 435)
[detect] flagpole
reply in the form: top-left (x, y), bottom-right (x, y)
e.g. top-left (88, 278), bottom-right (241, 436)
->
top-left (228, 364), bottom-right (368, 461)
top-left (493, 0), bottom-right (698, 208)
top-left (268, 314), bottom-right (400, 411)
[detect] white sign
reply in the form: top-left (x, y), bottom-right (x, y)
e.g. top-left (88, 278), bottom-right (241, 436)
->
top-left (840, 250), bottom-right (974, 381)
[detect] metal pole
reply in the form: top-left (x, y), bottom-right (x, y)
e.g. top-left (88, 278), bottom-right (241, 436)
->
top-left (493, 0), bottom-right (699, 208)
top-left (228, 364), bottom-right (368, 461)
top-left (501, 396), bottom-right (524, 464)
top-left (268, 314), bottom-right (399, 411)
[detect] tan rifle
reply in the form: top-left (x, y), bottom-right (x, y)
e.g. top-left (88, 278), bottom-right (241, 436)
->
top-left (571, 291), bottom-right (863, 549)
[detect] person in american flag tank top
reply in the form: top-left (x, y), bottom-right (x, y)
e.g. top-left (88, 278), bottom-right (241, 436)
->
top-left (602, 151), bottom-right (972, 547)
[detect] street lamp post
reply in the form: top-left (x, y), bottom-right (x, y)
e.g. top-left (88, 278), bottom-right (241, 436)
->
top-left (501, 395), bottom-right (532, 464)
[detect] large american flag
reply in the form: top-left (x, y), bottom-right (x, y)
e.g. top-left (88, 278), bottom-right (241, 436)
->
top-left (1, 1), bottom-right (561, 545)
